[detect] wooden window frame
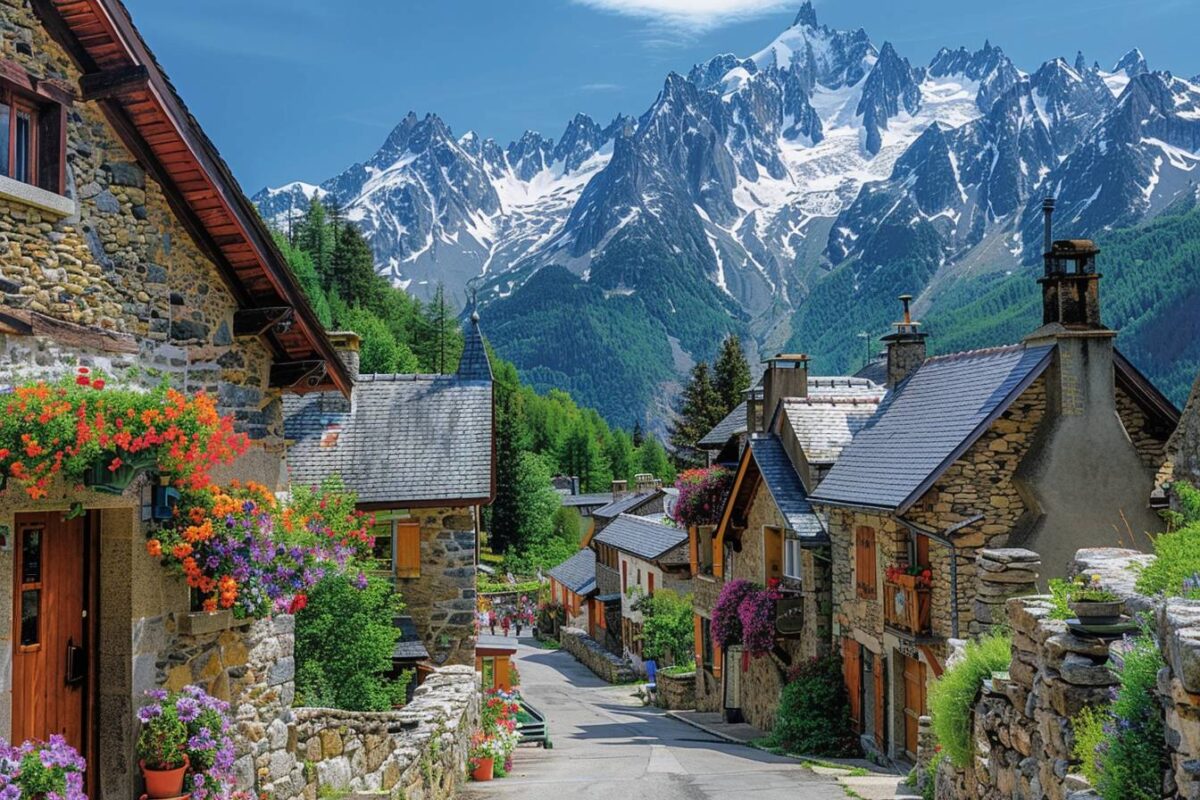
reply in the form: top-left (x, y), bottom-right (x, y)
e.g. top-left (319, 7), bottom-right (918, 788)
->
top-left (15, 522), bottom-right (44, 653)
top-left (855, 525), bottom-right (877, 599)
top-left (0, 60), bottom-right (70, 194)
top-left (783, 536), bottom-right (803, 581)
top-left (647, 572), bottom-right (654, 597)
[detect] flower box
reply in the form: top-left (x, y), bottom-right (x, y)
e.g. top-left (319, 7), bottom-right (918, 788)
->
top-left (83, 451), bottom-right (157, 494)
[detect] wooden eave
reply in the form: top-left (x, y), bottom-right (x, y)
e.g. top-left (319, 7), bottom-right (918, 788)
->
top-left (1114, 349), bottom-right (1181, 433)
top-left (33, 0), bottom-right (351, 397)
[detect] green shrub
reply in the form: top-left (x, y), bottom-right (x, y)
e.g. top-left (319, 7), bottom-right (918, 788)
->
top-left (1072, 706), bottom-right (1107, 788)
top-left (633, 589), bottom-right (694, 664)
top-left (767, 655), bottom-right (859, 757)
top-left (660, 662), bottom-right (696, 676)
top-left (1096, 633), bottom-right (1165, 800)
top-left (928, 632), bottom-right (1012, 768)
top-left (478, 579), bottom-right (542, 595)
top-left (295, 573), bottom-right (410, 711)
top-left (1047, 578), bottom-right (1073, 620)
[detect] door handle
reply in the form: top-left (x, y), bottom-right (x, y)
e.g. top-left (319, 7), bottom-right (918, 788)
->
top-left (65, 638), bottom-right (85, 685)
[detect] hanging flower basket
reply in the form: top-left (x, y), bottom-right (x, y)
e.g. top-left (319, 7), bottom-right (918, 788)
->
top-left (83, 450), bottom-right (158, 495)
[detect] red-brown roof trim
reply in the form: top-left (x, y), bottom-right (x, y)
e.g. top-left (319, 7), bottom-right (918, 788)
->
top-left (32, 0), bottom-right (351, 396)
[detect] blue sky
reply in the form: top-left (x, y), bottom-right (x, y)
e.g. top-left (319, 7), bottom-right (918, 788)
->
top-left (122, 0), bottom-right (1200, 192)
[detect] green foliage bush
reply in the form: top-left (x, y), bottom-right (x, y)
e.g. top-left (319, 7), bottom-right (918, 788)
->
top-left (295, 573), bottom-right (410, 711)
top-left (633, 589), bottom-right (694, 664)
top-left (767, 655), bottom-right (859, 757)
top-left (477, 579), bottom-right (542, 595)
top-left (1094, 633), bottom-right (1166, 800)
top-left (1071, 706), bottom-right (1107, 788)
top-left (1137, 482), bottom-right (1200, 598)
top-left (928, 632), bottom-right (1012, 768)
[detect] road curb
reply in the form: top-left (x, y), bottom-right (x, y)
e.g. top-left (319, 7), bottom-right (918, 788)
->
top-left (664, 711), bottom-right (755, 746)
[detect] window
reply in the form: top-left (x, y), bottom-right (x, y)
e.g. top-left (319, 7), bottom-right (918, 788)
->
top-left (784, 537), bottom-right (803, 581)
top-left (621, 561), bottom-right (628, 591)
top-left (17, 526), bottom-right (42, 649)
top-left (371, 519), bottom-right (421, 578)
top-left (647, 573), bottom-right (655, 597)
top-left (0, 73), bottom-right (67, 194)
top-left (701, 617), bottom-right (714, 670)
top-left (636, 568), bottom-right (641, 588)
top-left (856, 525), bottom-right (877, 598)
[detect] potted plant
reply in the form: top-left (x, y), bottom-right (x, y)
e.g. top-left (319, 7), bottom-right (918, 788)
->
top-left (136, 694), bottom-right (190, 798)
top-left (885, 562), bottom-right (932, 588)
top-left (1068, 574), bottom-right (1124, 625)
top-left (469, 732), bottom-right (501, 782)
top-left (0, 734), bottom-right (87, 800)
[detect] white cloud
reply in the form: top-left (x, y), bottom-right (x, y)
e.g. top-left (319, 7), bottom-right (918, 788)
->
top-left (579, 82), bottom-right (622, 91)
top-left (571, 0), bottom-right (793, 31)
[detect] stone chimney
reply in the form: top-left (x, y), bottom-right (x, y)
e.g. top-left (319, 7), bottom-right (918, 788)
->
top-left (744, 381), bottom-right (765, 434)
top-left (634, 473), bottom-right (657, 494)
top-left (1038, 200), bottom-right (1103, 329)
top-left (612, 479), bottom-right (628, 501)
top-left (761, 354), bottom-right (809, 431)
top-left (321, 331), bottom-right (360, 412)
top-left (882, 294), bottom-right (927, 388)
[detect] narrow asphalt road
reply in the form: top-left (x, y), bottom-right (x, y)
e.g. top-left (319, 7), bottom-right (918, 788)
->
top-left (461, 640), bottom-right (845, 800)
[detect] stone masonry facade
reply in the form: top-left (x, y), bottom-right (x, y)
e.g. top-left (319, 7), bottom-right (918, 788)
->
top-left (396, 505), bottom-right (479, 667)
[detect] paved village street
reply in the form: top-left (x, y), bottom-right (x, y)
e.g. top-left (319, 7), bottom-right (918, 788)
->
top-left (462, 640), bottom-right (847, 800)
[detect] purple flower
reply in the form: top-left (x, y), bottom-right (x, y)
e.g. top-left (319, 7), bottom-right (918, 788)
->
top-left (354, 572), bottom-right (369, 590)
top-left (137, 704), bottom-right (163, 723)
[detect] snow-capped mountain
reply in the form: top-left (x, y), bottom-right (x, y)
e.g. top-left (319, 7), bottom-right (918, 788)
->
top-left (254, 3), bottom-right (1200, 424)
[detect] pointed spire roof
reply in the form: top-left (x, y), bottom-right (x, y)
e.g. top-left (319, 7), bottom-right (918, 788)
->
top-left (456, 300), bottom-right (492, 383)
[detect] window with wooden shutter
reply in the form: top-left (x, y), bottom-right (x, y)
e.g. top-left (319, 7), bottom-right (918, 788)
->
top-left (856, 526), bottom-right (877, 598)
top-left (395, 522), bottom-right (421, 578)
top-left (621, 561), bottom-right (628, 591)
top-left (648, 572), bottom-right (655, 597)
top-left (842, 638), bottom-right (861, 733)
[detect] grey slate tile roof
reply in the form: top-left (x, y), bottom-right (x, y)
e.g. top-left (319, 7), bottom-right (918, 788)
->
top-left (593, 491), bottom-right (662, 519)
top-left (560, 492), bottom-right (612, 508)
top-left (284, 373), bottom-right (493, 505)
top-left (456, 312), bottom-right (493, 382)
top-left (747, 435), bottom-right (826, 541)
top-left (547, 548), bottom-right (596, 596)
top-left (392, 616), bottom-right (430, 660)
top-left (698, 402), bottom-right (748, 449)
top-left (782, 390), bottom-right (886, 465)
top-left (811, 344), bottom-right (1054, 512)
top-left (593, 514), bottom-right (688, 561)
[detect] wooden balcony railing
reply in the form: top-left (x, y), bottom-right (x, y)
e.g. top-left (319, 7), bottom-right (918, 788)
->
top-left (884, 575), bottom-right (931, 638)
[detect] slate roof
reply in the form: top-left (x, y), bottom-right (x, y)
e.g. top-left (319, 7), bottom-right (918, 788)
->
top-left (284, 373), bottom-right (493, 505)
top-left (593, 514), bottom-right (688, 561)
top-left (853, 356), bottom-right (888, 386)
top-left (698, 402), bottom-right (748, 449)
top-left (457, 312), bottom-right (493, 382)
top-left (560, 493), bottom-right (612, 508)
top-left (547, 548), bottom-right (597, 596)
top-left (811, 344), bottom-right (1054, 512)
top-left (747, 436), bottom-right (826, 541)
top-left (782, 390), bottom-right (886, 465)
top-left (592, 491), bottom-right (662, 519)
top-left (392, 616), bottom-right (430, 660)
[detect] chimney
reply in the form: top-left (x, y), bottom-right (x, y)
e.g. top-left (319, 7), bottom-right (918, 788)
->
top-left (882, 294), bottom-right (927, 388)
top-left (321, 331), bottom-right (360, 412)
top-left (1038, 200), bottom-right (1103, 329)
top-left (612, 479), bottom-right (628, 501)
top-left (761, 354), bottom-right (809, 431)
top-left (326, 331), bottom-right (361, 382)
top-left (634, 473), bottom-right (656, 494)
top-left (744, 382), bottom-right (765, 434)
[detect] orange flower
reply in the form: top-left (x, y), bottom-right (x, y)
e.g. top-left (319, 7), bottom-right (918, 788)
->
top-left (171, 541), bottom-right (193, 559)
top-left (146, 539), bottom-right (163, 558)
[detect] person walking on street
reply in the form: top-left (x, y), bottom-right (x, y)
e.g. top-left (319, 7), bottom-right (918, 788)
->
top-left (488, 610), bottom-right (497, 636)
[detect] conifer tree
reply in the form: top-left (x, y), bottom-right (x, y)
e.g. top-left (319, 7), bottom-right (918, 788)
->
top-left (636, 437), bottom-right (675, 483)
top-left (631, 419), bottom-right (645, 448)
top-left (604, 429), bottom-right (636, 484)
top-left (670, 361), bottom-right (723, 460)
top-left (714, 334), bottom-right (752, 415)
top-left (488, 361), bottom-right (525, 554)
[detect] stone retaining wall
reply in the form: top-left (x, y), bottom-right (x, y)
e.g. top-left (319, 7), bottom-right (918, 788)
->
top-left (560, 626), bottom-right (637, 683)
top-left (658, 671), bottom-right (697, 710)
top-left (933, 547), bottom-right (1200, 800)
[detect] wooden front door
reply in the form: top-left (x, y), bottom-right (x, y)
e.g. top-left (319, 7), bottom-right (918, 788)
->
top-left (902, 653), bottom-right (927, 760)
top-left (12, 512), bottom-right (90, 754)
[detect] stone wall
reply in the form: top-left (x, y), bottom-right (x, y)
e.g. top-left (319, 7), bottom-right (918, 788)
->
top-left (935, 547), bottom-right (1200, 800)
top-left (396, 505), bottom-right (479, 667)
top-left (971, 549), bottom-right (1040, 636)
top-left (692, 574), bottom-right (723, 713)
top-left (293, 667), bottom-right (479, 800)
top-left (560, 627), bottom-right (636, 683)
top-left (1115, 384), bottom-right (1172, 472)
top-left (658, 670), bottom-right (696, 710)
top-left (1169, 370), bottom-right (1200, 489)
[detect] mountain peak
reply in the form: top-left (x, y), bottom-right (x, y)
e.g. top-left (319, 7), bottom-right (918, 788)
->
top-left (1075, 50), bottom-right (1088, 74)
top-left (792, 1), bottom-right (818, 28)
top-left (1114, 48), bottom-right (1148, 77)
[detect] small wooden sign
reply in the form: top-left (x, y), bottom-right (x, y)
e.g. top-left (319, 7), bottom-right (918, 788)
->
top-left (775, 596), bottom-right (804, 636)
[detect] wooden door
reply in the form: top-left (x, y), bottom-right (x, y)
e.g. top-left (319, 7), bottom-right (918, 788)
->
top-left (902, 654), bottom-right (927, 759)
top-left (12, 512), bottom-right (89, 754)
top-left (842, 638), bottom-right (861, 733)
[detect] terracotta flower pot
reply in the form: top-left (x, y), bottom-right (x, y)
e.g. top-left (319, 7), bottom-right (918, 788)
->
top-left (471, 756), bottom-right (495, 782)
top-left (141, 755), bottom-right (189, 799)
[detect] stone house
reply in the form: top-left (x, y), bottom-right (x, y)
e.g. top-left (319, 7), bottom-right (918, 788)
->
top-left (545, 547), bottom-right (597, 637)
top-left (590, 513), bottom-right (690, 665)
top-left (582, 473), bottom-right (667, 544)
top-left (0, 1), bottom-right (357, 796)
top-left (808, 216), bottom-right (1179, 764)
top-left (283, 318), bottom-right (495, 669)
top-left (697, 400), bottom-right (750, 467)
top-left (692, 357), bottom-right (883, 728)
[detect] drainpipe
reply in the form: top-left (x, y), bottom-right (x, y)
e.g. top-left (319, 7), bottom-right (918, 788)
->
top-left (896, 514), bottom-right (984, 640)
